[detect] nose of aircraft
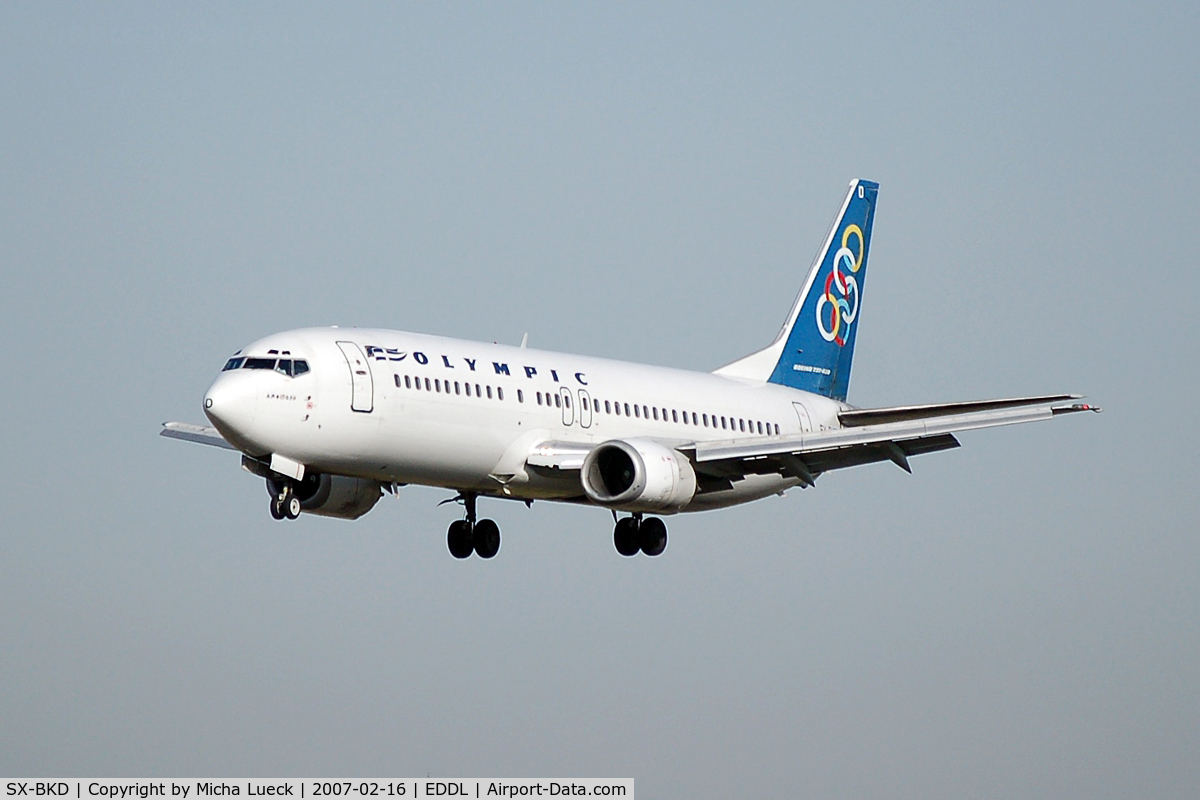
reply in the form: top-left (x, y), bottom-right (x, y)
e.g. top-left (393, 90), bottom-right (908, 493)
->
top-left (203, 373), bottom-right (258, 442)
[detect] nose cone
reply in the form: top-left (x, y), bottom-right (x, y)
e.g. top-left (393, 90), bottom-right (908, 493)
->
top-left (204, 373), bottom-right (258, 447)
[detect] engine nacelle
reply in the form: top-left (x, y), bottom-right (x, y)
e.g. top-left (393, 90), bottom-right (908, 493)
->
top-left (580, 438), bottom-right (697, 513)
top-left (267, 472), bottom-right (383, 520)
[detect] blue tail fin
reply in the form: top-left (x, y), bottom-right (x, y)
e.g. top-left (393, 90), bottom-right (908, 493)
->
top-left (714, 179), bottom-right (878, 401)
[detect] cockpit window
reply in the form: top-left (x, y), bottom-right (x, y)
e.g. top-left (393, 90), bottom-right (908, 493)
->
top-left (230, 356), bottom-right (310, 375)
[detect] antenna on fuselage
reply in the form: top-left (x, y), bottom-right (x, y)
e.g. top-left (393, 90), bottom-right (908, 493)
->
top-left (520, 333), bottom-right (529, 349)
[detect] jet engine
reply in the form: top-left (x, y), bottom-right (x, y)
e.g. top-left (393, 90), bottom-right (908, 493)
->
top-left (266, 472), bottom-right (383, 520)
top-left (580, 438), bottom-right (697, 513)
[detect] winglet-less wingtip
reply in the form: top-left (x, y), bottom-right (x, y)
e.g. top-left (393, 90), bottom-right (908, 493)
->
top-left (1052, 403), bottom-right (1103, 416)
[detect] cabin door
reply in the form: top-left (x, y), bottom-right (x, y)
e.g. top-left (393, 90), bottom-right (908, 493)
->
top-left (336, 341), bottom-right (374, 413)
top-left (792, 402), bottom-right (812, 433)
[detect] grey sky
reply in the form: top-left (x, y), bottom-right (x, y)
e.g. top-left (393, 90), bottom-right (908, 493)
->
top-left (2, 2), bottom-right (1197, 797)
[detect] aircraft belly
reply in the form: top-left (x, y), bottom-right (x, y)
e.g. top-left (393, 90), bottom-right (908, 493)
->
top-left (368, 416), bottom-right (513, 489)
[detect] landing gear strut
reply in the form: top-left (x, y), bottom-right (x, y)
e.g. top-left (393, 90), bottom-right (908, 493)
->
top-left (613, 514), bottom-right (667, 557)
top-left (446, 492), bottom-right (501, 559)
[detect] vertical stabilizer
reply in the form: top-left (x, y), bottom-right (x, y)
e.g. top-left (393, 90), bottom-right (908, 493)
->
top-left (714, 179), bottom-right (878, 401)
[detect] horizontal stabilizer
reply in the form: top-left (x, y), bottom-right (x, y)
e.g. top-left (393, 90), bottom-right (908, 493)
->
top-left (160, 421), bottom-right (237, 451)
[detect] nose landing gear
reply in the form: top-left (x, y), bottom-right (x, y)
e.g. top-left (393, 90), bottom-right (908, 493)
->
top-left (613, 514), bottom-right (667, 557)
top-left (270, 486), bottom-right (302, 520)
top-left (445, 493), bottom-right (501, 559)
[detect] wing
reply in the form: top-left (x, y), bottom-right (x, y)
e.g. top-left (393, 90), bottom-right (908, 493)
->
top-left (160, 421), bottom-right (238, 451)
top-left (684, 395), bottom-right (1100, 486)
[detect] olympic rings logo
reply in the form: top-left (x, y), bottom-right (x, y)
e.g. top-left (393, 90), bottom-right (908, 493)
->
top-left (815, 223), bottom-right (864, 346)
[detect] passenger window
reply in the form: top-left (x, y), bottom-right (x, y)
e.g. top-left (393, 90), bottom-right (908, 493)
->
top-left (405, 375), bottom-right (412, 389)
top-left (435, 379), bottom-right (442, 393)
top-left (703, 414), bottom-right (709, 427)
top-left (465, 383), bottom-right (472, 397)
top-left (681, 410), bottom-right (688, 424)
top-left (564, 395), bottom-right (570, 408)
top-left (757, 421), bottom-right (763, 434)
top-left (624, 403), bottom-right (631, 416)
top-left (672, 410), bottom-right (678, 423)
top-left (652, 407), bottom-right (659, 421)
top-left (605, 400), bottom-right (611, 414)
top-left (634, 405), bottom-right (640, 418)
top-left (554, 394), bottom-right (561, 408)
top-left (394, 374), bottom-right (401, 388)
top-left (498, 387), bottom-right (504, 401)
top-left (455, 381), bottom-right (461, 395)
top-left (774, 423), bottom-right (780, 435)
top-left (424, 378), bottom-right (431, 391)
top-left (720, 417), bottom-right (727, 430)
top-left (739, 419), bottom-right (746, 432)
top-left (486, 386), bottom-right (493, 399)
top-left (475, 383), bottom-right (482, 397)
top-left (222, 357), bottom-right (245, 371)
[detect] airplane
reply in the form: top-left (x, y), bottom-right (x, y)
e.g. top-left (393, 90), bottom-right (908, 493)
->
top-left (162, 179), bottom-right (1099, 559)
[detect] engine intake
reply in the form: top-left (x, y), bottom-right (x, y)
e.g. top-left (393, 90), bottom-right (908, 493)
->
top-left (581, 438), bottom-right (697, 513)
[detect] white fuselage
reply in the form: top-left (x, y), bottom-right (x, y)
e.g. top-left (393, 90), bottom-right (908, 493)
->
top-left (204, 327), bottom-right (849, 512)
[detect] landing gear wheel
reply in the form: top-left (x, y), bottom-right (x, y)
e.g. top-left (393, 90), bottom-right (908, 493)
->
top-left (639, 517), bottom-right (667, 556)
top-left (269, 498), bottom-right (286, 520)
top-left (448, 519), bottom-right (474, 559)
top-left (285, 495), bottom-right (302, 520)
top-left (614, 517), bottom-right (640, 557)
top-left (473, 519), bottom-right (501, 559)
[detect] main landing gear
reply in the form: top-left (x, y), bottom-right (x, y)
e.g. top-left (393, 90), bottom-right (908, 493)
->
top-left (269, 483), bottom-right (301, 521)
top-left (613, 514), bottom-right (667, 557)
top-left (447, 493), bottom-right (501, 559)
